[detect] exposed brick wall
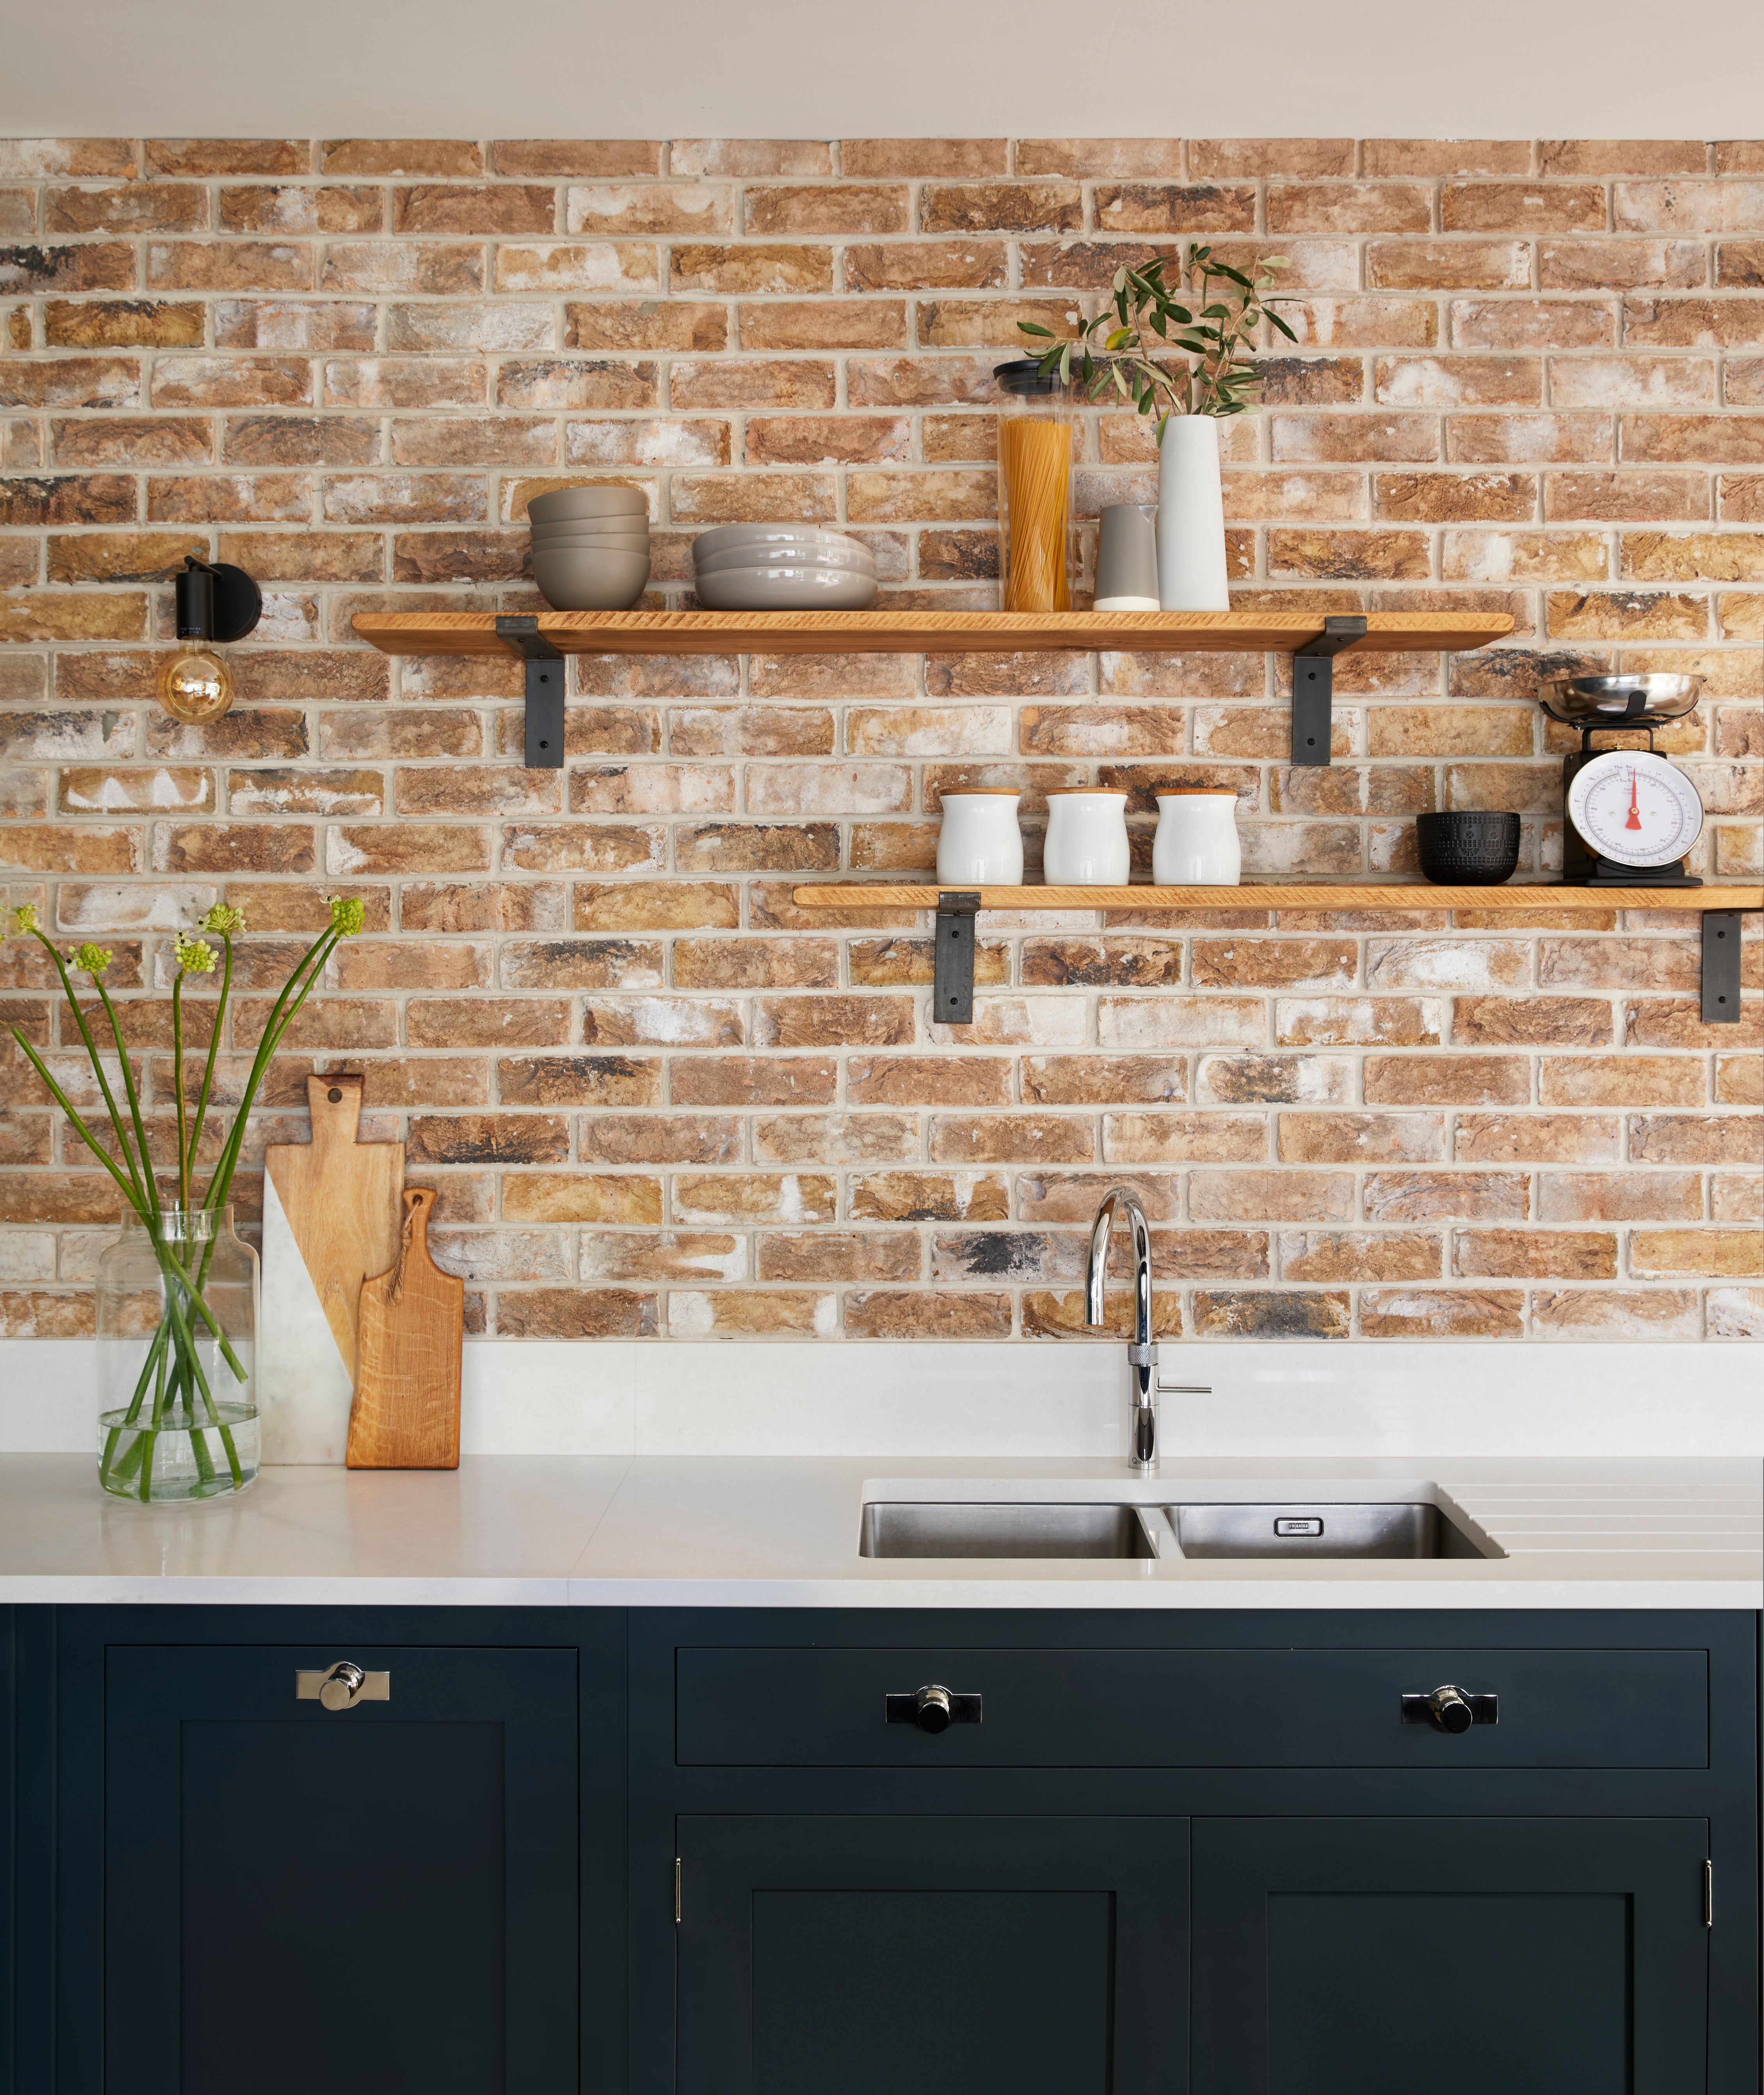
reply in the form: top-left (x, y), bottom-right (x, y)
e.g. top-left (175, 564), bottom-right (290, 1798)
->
top-left (0, 134), bottom-right (1759, 1343)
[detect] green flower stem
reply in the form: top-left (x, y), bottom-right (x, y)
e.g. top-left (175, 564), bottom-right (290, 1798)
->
top-left (184, 931), bottom-right (231, 1183)
top-left (173, 971), bottom-right (191, 1212)
top-left (157, 1231), bottom-right (241, 1485)
top-left (1, 1045), bottom-right (236, 1400)
top-left (201, 926), bottom-right (339, 1218)
top-left (89, 974), bottom-right (158, 1219)
top-left (153, 1256), bottom-right (243, 1492)
top-left (100, 1314), bottom-right (173, 1485)
top-left (8, 1033), bottom-right (152, 1217)
top-left (23, 929), bottom-right (145, 1201)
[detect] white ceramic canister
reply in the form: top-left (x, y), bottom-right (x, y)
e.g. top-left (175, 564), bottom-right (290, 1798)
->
top-left (1152, 787), bottom-right (1241, 886)
top-left (1043, 790), bottom-right (1130, 886)
top-left (936, 789), bottom-right (1023, 885)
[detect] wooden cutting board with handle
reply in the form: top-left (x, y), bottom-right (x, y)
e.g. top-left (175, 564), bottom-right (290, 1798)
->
top-left (347, 1187), bottom-right (464, 1470)
top-left (259, 1073), bottom-right (403, 1464)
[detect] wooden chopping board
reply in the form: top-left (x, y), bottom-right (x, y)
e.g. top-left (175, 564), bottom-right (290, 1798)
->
top-left (348, 1187), bottom-right (464, 1470)
top-left (258, 1074), bottom-right (403, 1464)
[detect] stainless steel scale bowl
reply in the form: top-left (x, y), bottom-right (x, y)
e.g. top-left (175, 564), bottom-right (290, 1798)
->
top-left (1537, 672), bottom-right (1701, 725)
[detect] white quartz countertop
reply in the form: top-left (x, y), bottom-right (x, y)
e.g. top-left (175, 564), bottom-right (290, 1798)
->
top-left (0, 1453), bottom-right (1757, 1610)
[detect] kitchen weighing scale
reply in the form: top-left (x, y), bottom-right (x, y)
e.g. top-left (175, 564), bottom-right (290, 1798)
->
top-left (1538, 673), bottom-right (1705, 887)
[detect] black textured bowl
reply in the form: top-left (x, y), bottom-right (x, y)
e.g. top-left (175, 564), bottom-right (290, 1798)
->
top-left (1415, 811), bottom-right (1521, 886)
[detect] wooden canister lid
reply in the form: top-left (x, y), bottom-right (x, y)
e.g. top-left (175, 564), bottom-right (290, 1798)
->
top-left (1153, 785), bottom-right (1239, 796)
top-left (936, 786), bottom-right (1020, 795)
top-left (1044, 787), bottom-right (1128, 797)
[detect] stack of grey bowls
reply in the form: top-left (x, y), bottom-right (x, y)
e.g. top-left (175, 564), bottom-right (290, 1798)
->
top-left (528, 486), bottom-right (650, 610)
top-left (691, 524), bottom-right (877, 609)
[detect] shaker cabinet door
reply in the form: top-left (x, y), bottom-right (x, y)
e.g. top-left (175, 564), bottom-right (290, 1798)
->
top-left (1190, 1816), bottom-right (1710, 2095)
top-left (676, 1815), bottom-right (1189, 2095)
top-left (103, 1643), bottom-right (578, 2095)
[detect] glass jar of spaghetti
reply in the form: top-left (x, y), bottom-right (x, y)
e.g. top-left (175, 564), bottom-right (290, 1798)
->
top-left (993, 358), bottom-right (1073, 613)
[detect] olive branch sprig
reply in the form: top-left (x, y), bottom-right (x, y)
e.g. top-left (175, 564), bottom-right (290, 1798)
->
top-left (1020, 247), bottom-right (1299, 439)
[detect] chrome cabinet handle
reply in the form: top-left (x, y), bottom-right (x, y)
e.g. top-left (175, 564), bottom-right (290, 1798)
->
top-left (885, 1684), bottom-right (982, 1733)
top-left (296, 1660), bottom-right (390, 1710)
top-left (1400, 1684), bottom-right (1497, 1733)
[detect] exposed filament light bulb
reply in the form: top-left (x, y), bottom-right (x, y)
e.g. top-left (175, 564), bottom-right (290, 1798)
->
top-left (158, 556), bottom-right (244, 724)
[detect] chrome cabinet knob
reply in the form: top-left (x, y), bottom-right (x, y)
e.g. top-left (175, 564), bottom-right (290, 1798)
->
top-left (296, 1660), bottom-right (390, 1709)
top-left (913, 1685), bottom-right (953, 1734)
top-left (885, 1685), bottom-right (982, 1731)
top-left (320, 1661), bottom-right (366, 1711)
top-left (1400, 1683), bottom-right (1497, 1731)
top-left (1424, 1684), bottom-right (1475, 1733)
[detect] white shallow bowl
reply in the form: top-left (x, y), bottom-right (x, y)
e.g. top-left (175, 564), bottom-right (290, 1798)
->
top-left (694, 538), bottom-right (873, 579)
top-left (526, 486), bottom-right (649, 526)
top-left (690, 523), bottom-right (869, 562)
top-left (694, 564), bottom-right (878, 611)
top-left (532, 547), bottom-right (651, 610)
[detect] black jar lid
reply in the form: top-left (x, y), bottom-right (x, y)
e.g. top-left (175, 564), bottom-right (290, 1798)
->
top-left (993, 357), bottom-right (1064, 396)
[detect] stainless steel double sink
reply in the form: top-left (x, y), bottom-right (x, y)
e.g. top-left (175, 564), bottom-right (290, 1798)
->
top-left (859, 1496), bottom-right (1495, 1561)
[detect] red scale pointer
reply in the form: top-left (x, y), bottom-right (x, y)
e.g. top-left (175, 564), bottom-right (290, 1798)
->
top-left (1626, 768), bottom-right (1643, 830)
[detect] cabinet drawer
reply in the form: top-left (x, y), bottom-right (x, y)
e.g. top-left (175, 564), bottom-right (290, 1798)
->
top-left (675, 1645), bottom-right (1707, 1770)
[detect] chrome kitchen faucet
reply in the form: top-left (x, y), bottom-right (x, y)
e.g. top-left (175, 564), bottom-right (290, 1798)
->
top-left (1085, 1187), bottom-right (1208, 1475)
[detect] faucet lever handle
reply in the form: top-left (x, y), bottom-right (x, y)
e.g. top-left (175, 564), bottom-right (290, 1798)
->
top-left (1155, 1380), bottom-right (1211, 1396)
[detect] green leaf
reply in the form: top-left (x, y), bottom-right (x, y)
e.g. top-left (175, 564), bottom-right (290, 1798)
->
top-left (1019, 321), bottom-right (1054, 338)
top-left (1268, 311), bottom-right (1299, 342)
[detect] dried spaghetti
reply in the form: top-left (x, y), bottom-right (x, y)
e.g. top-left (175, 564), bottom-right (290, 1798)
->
top-left (1000, 415), bottom-right (1072, 612)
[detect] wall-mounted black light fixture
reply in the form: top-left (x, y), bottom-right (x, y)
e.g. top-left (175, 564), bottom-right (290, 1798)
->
top-left (158, 556), bottom-right (263, 724)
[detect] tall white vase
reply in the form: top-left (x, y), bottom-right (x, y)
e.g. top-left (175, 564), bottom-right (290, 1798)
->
top-left (1156, 415), bottom-right (1229, 611)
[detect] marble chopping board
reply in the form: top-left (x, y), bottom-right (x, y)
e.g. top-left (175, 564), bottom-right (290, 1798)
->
top-left (259, 1074), bottom-right (403, 1464)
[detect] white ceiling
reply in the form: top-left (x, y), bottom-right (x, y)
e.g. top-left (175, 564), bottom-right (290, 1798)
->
top-left (2, 0), bottom-right (1760, 141)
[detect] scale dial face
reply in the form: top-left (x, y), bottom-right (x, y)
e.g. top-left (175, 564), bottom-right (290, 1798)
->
top-left (1566, 749), bottom-right (1703, 867)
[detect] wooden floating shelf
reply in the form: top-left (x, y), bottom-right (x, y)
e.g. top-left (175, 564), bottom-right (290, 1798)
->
top-left (791, 883), bottom-right (1764, 913)
top-left (351, 608), bottom-right (1514, 659)
top-left (794, 881), bottom-right (1760, 1025)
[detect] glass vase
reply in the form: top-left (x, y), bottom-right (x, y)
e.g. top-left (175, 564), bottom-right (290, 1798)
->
top-left (96, 1206), bottom-right (259, 1503)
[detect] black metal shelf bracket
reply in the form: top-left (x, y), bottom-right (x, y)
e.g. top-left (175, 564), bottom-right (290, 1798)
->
top-left (934, 892), bottom-right (981, 1025)
top-left (495, 615), bottom-right (566, 769)
top-left (1291, 614), bottom-right (1369, 768)
top-left (1701, 911), bottom-right (1743, 1024)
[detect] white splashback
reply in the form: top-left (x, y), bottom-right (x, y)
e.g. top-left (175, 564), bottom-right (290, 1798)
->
top-left (2, 1338), bottom-right (1757, 1460)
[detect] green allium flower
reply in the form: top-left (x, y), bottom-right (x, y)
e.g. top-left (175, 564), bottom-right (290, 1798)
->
top-left (8, 904), bottom-right (39, 935)
top-left (327, 895), bottom-right (366, 936)
top-left (201, 903), bottom-right (246, 937)
top-left (71, 943), bottom-right (114, 975)
top-left (174, 935), bottom-right (218, 975)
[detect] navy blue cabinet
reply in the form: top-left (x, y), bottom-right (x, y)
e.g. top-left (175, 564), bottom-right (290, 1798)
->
top-left (18, 1607), bottom-right (626, 2095)
top-left (633, 1608), bottom-right (1759, 2095)
top-left (1191, 1816), bottom-right (1711, 2094)
top-left (677, 1816), bottom-right (1187, 2095)
top-left (3, 1604), bottom-right (1757, 2093)
top-left (103, 1641), bottom-right (579, 2095)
